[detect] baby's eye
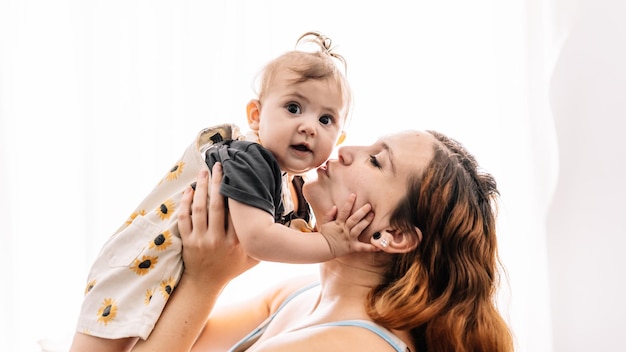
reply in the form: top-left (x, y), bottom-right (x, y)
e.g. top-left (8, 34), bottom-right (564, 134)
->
top-left (286, 103), bottom-right (301, 114)
top-left (318, 115), bottom-right (333, 126)
top-left (369, 155), bottom-right (381, 168)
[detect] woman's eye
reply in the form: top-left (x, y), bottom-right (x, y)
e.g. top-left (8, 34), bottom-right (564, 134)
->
top-left (318, 115), bottom-right (333, 125)
top-left (286, 103), bottom-right (301, 114)
top-left (369, 155), bottom-right (381, 168)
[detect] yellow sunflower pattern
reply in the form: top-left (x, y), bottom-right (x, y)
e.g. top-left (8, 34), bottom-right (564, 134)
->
top-left (144, 288), bottom-right (155, 305)
top-left (78, 125), bottom-right (249, 337)
top-left (160, 277), bottom-right (176, 300)
top-left (97, 298), bottom-right (118, 325)
top-left (156, 199), bottom-right (175, 221)
top-left (84, 279), bottom-right (96, 295)
top-left (124, 209), bottom-right (146, 226)
top-left (149, 230), bottom-right (173, 251)
top-left (130, 255), bottom-right (159, 276)
top-left (165, 161), bottom-right (185, 181)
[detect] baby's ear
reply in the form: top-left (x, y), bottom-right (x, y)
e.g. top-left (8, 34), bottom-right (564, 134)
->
top-left (246, 100), bottom-right (261, 131)
top-left (371, 227), bottom-right (421, 253)
top-left (336, 131), bottom-right (346, 146)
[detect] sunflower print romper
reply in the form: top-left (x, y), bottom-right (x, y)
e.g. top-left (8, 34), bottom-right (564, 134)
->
top-left (75, 123), bottom-right (308, 340)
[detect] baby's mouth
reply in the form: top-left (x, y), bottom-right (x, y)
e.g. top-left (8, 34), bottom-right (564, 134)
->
top-left (291, 144), bottom-right (312, 153)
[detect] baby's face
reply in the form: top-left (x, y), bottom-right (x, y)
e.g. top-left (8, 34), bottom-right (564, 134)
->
top-left (249, 70), bottom-right (347, 175)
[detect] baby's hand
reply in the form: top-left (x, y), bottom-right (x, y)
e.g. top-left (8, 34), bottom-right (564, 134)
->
top-left (319, 194), bottom-right (377, 257)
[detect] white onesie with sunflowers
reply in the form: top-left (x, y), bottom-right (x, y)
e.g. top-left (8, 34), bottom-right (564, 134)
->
top-left (75, 124), bottom-right (311, 340)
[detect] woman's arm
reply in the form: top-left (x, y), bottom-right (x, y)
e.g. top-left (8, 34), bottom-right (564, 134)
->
top-left (132, 164), bottom-right (259, 351)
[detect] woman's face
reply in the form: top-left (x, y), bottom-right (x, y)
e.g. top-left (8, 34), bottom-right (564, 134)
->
top-left (303, 130), bottom-right (436, 239)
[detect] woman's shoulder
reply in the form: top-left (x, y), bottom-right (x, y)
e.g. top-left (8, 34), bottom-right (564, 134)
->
top-left (262, 274), bottom-right (320, 314)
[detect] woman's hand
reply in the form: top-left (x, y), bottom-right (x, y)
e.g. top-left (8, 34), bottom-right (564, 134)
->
top-left (178, 163), bottom-right (259, 288)
top-left (133, 164), bottom-right (258, 352)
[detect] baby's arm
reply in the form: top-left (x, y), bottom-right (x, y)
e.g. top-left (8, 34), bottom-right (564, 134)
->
top-left (228, 195), bottom-right (375, 263)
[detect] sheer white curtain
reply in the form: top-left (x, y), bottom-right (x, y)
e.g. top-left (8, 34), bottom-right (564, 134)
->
top-left (546, 0), bottom-right (626, 351)
top-left (1, 0), bottom-right (598, 351)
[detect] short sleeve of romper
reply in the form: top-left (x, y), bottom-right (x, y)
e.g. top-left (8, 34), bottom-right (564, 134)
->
top-left (205, 140), bottom-right (284, 222)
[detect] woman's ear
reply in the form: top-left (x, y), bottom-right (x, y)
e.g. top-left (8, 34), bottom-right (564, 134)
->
top-left (371, 227), bottom-right (422, 253)
top-left (246, 100), bottom-right (261, 131)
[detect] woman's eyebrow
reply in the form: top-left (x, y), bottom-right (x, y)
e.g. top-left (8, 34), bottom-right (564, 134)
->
top-left (383, 142), bottom-right (396, 175)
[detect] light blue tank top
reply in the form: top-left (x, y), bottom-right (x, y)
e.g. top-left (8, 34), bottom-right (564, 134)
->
top-left (228, 283), bottom-right (410, 352)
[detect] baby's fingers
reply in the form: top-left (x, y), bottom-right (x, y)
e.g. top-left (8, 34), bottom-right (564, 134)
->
top-left (348, 205), bottom-right (375, 253)
top-left (318, 204), bottom-right (338, 225)
top-left (349, 210), bottom-right (374, 236)
top-left (335, 193), bottom-right (357, 223)
top-left (353, 241), bottom-right (380, 253)
top-left (345, 203), bottom-right (373, 229)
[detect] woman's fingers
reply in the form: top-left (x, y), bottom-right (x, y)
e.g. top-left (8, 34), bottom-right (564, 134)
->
top-left (178, 185), bottom-right (195, 237)
top-left (207, 163), bottom-right (226, 235)
top-left (191, 169), bottom-right (210, 232)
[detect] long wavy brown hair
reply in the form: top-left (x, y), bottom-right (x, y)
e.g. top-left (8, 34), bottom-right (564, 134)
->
top-left (366, 130), bottom-right (514, 352)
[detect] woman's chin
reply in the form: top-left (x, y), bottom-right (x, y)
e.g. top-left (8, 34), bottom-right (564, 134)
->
top-left (303, 181), bottom-right (340, 218)
top-left (302, 182), bottom-right (321, 205)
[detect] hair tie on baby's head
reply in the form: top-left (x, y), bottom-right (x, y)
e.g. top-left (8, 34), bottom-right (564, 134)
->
top-left (296, 31), bottom-right (347, 75)
top-left (321, 34), bottom-right (332, 53)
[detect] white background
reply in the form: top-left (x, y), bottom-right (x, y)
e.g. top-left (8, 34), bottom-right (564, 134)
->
top-left (1, 0), bottom-right (624, 351)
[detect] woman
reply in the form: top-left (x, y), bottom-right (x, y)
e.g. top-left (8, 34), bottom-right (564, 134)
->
top-left (131, 130), bottom-right (514, 351)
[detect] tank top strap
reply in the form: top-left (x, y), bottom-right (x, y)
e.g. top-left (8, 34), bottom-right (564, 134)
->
top-left (312, 319), bottom-right (409, 352)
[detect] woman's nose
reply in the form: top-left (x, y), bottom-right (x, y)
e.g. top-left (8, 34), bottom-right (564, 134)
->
top-left (337, 146), bottom-right (354, 165)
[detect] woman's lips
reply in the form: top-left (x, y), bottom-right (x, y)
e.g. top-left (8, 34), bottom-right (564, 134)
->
top-left (317, 163), bottom-right (329, 177)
